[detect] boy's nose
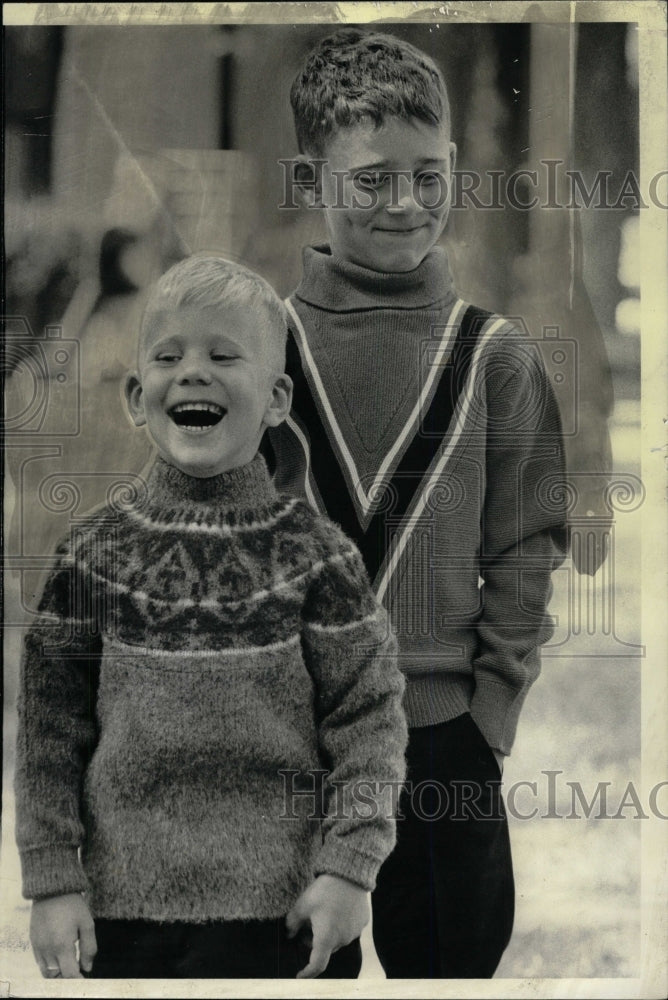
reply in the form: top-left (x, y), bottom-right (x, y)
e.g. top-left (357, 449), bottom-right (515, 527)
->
top-left (384, 183), bottom-right (419, 215)
top-left (176, 359), bottom-right (213, 384)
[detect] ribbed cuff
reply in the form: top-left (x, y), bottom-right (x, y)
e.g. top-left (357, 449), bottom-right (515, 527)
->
top-left (20, 845), bottom-right (88, 900)
top-left (313, 841), bottom-right (385, 893)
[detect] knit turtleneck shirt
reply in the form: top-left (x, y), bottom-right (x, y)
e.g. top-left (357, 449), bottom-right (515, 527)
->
top-left (15, 454), bottom-right (407, 923)
top-left (268, 244), bottom-right (569, 754)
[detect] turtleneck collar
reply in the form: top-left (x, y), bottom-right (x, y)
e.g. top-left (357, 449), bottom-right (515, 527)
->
top-left (294, 242), bottom-right (456, 312)
top-left (140, 452), bottom-right (279, 521)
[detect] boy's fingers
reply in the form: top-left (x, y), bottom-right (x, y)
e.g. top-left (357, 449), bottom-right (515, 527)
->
top-left (296, 940), bottom-right (332, 979)
top-left (79, 924), bottom-right (98, 972)
top-left (55, 946), bottom-right (82, 979)
top-left (39, 955), bottom-right (61, 979)
top-left (296, 918), bottom-right (336, 979)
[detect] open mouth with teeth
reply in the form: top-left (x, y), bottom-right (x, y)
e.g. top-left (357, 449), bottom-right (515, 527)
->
top-left (169, 402), bottom-right (226, 432)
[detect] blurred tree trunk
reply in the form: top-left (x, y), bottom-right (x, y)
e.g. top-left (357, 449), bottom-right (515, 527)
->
top-left (506, 20), bottom-right (615, 575)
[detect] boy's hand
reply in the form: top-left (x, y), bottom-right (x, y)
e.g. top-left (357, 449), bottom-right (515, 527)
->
top-left (30, 893), bottom-right (97, 978)
top-left (285, 874), bottom-right (369, 978)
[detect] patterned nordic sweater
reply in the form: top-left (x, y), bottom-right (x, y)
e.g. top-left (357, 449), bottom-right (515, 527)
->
top-left (266, 243), bottom-right (570, 755)
top-left (14, 453), bottom-right (407, 922)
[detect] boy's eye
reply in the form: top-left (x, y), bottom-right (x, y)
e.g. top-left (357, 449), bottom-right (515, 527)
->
top-left (211, 352), bottom-right (238, 363)
top-left (415, 170), bottom-right (444, 188)
top-left (415, 171), bottom-right (443, 188)
top-left (354, 170), bottom-right (386, 189)
top-left (156, 353), bottom-right (181, 363)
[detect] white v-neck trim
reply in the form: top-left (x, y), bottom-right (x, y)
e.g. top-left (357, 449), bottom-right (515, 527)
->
top-left (285, 413), bottom-right (319, 513)
top-left (285, 296), bottom-right (468, 527)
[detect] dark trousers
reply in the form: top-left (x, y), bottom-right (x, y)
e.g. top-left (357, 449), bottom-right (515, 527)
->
top-left (372, 713), bottom-right (515, 978)
top-left (88, 917), bottom-right (362, 979)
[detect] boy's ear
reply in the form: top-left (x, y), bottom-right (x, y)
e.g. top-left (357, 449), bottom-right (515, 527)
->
top-left (293, 156), bottom-right (324, 209)
top-left (263, 374), bottom-right (293, 428)
top-left (449, 141), bottom-right (457, 175)
top-left (124, 372), bottom-right (147, 427)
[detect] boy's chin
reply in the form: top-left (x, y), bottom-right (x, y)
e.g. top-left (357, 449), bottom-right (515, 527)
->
top-left (157, 450), bottom-right (243, 479)
top-left (362, 250), bottom-right (432, 274)
top-left (383, 254), bottom-right (429, 273)
top-left (343, 239), bottom-right (438, 275)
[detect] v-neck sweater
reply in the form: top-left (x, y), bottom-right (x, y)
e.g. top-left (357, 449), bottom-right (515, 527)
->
top-left (268, 244), bottom-right (569, 754)
top-left (14, 454), bottom-right (407, 921)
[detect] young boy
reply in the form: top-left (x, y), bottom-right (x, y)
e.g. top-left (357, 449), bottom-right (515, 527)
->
top-left (14, 255), bottom-right (407, 980)
top-left (267, 28), bottom-right (569, 978)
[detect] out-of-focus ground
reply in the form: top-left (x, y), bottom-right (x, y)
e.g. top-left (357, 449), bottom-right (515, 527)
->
top-left (0, 408), bottom-right (643, 988)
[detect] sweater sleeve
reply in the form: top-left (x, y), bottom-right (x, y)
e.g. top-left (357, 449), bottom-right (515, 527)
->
top-left (14, 537), bottom-right (102, 900)
top-left (470, 334), bottom-right (569, 755)
top-left (301, 531), bottom-right (407, 892)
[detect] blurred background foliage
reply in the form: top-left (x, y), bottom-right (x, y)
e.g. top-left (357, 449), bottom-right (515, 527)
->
top-left (4, 22), bottom-right (641, 564)
top-left (4, 22), bottom-right (639, 383)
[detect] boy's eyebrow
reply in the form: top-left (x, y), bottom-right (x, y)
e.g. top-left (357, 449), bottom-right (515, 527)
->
top-left (352, 157), bottom-right (450, 172)
top-left (352, 160), bottom-right (391, 172)
top-left (146, 335), bottom-right (181, 351)
top-left (416, 157), bottom-right (449, 167)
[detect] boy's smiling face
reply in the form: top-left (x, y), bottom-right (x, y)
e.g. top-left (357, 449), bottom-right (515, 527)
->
top-left (311, 116), bottom-right (456, 273)
top-left (125, 304), bottom-right (291, 478)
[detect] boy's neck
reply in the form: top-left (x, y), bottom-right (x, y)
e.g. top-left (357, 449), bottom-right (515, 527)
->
top-left (296, 242), bottom-right (455, 311)
top-left (144, 451), bottom-right (276, 510)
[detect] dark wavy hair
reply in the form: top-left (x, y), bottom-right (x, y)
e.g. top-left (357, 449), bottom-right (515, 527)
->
top-left (290, 28), bottom-right (450, 155)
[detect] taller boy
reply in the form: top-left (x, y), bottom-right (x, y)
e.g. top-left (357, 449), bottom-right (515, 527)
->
top-left (268, 29), bottom-right (569, 977)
